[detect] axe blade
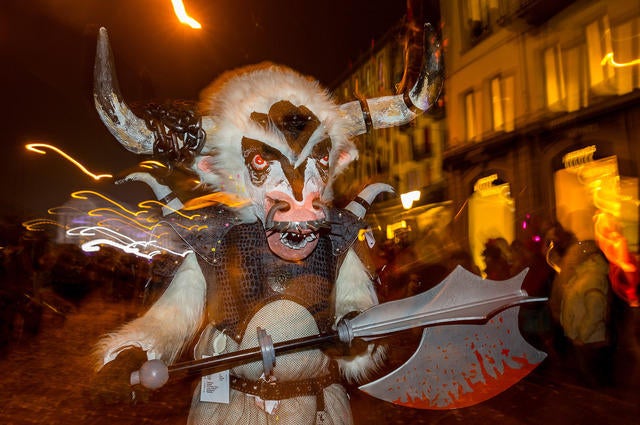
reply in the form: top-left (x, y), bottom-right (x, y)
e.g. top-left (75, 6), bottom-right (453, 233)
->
top-left (358, 267), bottom-right (547, 409)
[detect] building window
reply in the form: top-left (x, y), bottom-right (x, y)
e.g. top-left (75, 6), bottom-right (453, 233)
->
top-left (544, 45), bottom-right (566, 110)
top-left (462, 0), bottom-right (508, 47)
top-left (564, 44), bottom-right (587, 112)
top-left (464, 91), bottom-right (478, 141)
top-left (490, 76), bottom-right (514, 132)
top-left (464, 0), bottom-right (492, 45)
top-left (586, 16), bottom-right (614, 94)
top-left (610, 18), bottom-right (640, 95)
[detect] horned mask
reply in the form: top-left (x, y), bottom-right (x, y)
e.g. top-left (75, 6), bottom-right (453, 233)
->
top-left (93, 25), bottom-right (443, 262)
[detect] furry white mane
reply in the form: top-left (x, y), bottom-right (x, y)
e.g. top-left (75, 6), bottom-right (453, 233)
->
top-left (190, 63), bottom-right (358, 210)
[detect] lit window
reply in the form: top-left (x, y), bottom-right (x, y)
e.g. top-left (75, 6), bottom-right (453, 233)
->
top-left (503, 75), bottom-right (514, 132)
top-left (491, 75), bottom-right (515, 132)
top-left (564, 45), bottom-right (587, 112)
top-left (610, 19), bottom-right (639, 95)
top-left (586, 16), bottom-right (614, 92)
top-left (465, 0), bottom-right (491, 45)
top-left (544, 46), bottom-right (566, 110)
top-left (490, 77), bottom-right (504, 131)
top-left (464, 91), bottom-right (478, 141)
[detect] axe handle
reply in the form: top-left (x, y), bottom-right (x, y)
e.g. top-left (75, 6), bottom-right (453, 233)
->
top-left (168, 332), bottom-right (339, 377)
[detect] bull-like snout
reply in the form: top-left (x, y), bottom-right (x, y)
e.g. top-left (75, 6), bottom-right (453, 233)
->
top-left (264, 191), bottom-right (328, 233)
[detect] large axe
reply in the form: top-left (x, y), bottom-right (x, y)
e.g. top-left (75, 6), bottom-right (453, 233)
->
top-left (131, 266), bottom-right (547, 409)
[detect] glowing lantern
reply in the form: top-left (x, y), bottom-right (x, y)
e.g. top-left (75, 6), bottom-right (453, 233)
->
top-left (400, 190), bottom-right (421, 210)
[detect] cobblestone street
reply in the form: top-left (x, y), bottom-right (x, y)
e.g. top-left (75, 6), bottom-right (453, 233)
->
top-left (1, 292), bottom-right (638, 425)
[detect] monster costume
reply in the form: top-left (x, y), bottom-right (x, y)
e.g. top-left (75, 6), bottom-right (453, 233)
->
top-left (90, 23), bottom-right (444, 425)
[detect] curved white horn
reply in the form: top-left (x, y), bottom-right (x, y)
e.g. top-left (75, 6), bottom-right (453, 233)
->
top-left (94, 27), bottom-right (155, 154)
top-left (339, 23), bottom-right (444, 136)
top-left (345, 183), bottom-right (395, 219)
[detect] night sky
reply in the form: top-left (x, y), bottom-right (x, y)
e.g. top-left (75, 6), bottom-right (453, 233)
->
top-left (1, 0), bottom-right (411, 219)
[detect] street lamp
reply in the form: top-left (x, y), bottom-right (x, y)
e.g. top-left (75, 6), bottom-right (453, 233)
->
top-left (400, 190), bottom-right (421, 210)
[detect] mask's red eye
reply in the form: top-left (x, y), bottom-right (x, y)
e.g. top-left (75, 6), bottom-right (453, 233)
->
top-left (318, 155), bottom-right (329, 167)
top-left (251, 154), bottom-right (269, 171)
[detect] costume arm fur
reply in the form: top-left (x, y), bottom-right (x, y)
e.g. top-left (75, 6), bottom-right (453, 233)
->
top-left (333, 247), bottom-right (386, 383)
top-left (95, 252), bottom-right (206, 369)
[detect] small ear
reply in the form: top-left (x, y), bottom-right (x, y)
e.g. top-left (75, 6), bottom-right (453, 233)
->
top-left (336, 150), bottom-right (355, 168)
top-left (332, 147), bottom-right (357, 176)
top-left (197, 156), bottom-right (216, 173)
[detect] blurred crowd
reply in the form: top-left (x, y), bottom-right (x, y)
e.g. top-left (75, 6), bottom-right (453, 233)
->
top-left (1, 214), bottom-right (638, 393)
top-left (371, 215), bottom-right (639, 390)
top-left (0, 229), bottom-right (177, 358)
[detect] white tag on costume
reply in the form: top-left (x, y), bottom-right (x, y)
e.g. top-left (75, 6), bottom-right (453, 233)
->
top-left (200, 352), bottom-right (229, 403)
top-left (200, 369), bottom-right (230, 403)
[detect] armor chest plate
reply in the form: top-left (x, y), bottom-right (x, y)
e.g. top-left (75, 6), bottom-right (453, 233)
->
top-left (200, 222), bottom-right (338, 341)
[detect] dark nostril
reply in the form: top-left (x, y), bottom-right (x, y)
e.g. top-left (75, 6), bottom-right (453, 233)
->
top-left (275, 200), bottom-right (291, 212)
top-left (265, 201), bottom-right (291, 229)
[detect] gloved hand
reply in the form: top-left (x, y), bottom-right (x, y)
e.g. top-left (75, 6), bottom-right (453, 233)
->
top-left (88, 347), bottom-right (152, 406)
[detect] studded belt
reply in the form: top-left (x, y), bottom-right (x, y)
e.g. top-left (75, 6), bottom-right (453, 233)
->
top-left (229, 362), bottom-right (340, 401)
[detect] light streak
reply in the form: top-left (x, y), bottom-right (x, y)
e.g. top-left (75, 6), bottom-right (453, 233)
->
top-left (137, 200), bottom-right (202, 220)
top-left (87, 208), bottom-right (159, 230)
top-left (139, 160), bottom-right (167, 169)
top-left (67, 226), bottom-right (193, 260)
top-left (182, 192), bottom-right (251, 210)
top-left (172, 223), bottom-right (209, 232)
top-left (171, 0), bottom-right (202, 29)
top-left (47, 206), bottom-right (84, 215)
top-left (22, 218), bottom-right (64, 231)
top-left (594, 213), bottom-right (636, 273)
top-left (600, 52), bottom-right (640, 68)
top-left (545, 241), bottom-right (562, 273)
top-left (26, 143), bottom-right (113, 180)
top-left (71, 190), bottom-right (152, 219)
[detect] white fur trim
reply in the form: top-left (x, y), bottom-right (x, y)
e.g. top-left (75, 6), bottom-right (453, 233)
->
top-left (333, 248), bottom-right (385, 383)
top-left (334, 248), bottom-right (379, 320)
top-left (95, 252), bottom-right (206, 369)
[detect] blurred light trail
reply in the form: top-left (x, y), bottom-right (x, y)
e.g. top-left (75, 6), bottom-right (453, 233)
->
top-left (67, 225), bottom-right (193, 260)
top-left (140, 160), bottom-right (167, 169)
top-left (137, 200), bottom-right (202, 219)
top-left (171, 0), bottom-right (202, 29)
top-left (26, 143), bottom-right (113, 180)
top-left (600, 52), bottom-right (640, 68)
top-left (22, 218), bottom-right (64, 231)
top-left (71, 190), bottom-right (153, 220)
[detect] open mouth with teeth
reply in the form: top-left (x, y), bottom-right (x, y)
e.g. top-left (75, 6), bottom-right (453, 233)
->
top-left (279, 231), bottom-right (318, 250)
top-left (265, 220), bottom-right (328, 261)
top-left (264, 200), bottom-right (329, 261)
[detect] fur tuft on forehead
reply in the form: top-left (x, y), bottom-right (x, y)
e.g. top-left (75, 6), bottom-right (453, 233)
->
top-left (191, 62), bottom-right (358, 207)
